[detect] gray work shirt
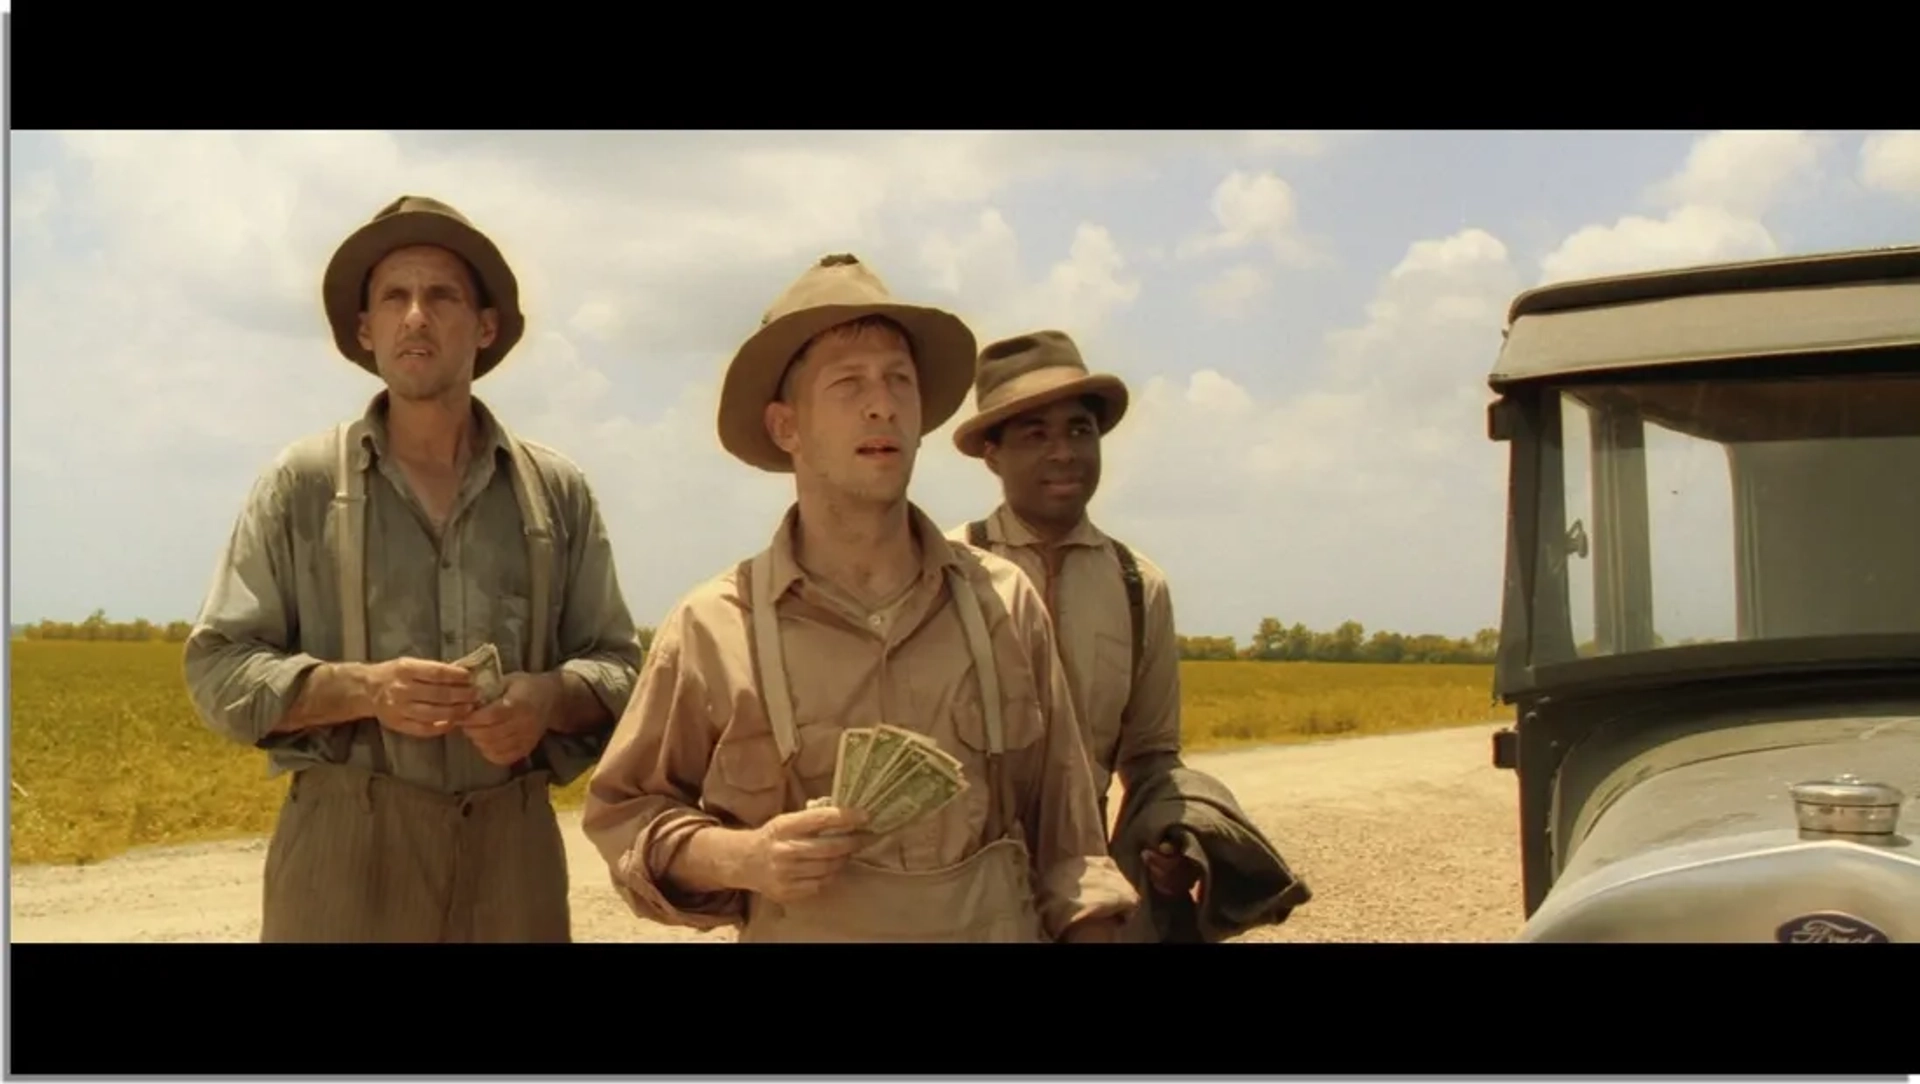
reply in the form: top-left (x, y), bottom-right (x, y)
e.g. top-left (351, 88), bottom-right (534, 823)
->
top-left (182, 391), bottom-right (642, 794)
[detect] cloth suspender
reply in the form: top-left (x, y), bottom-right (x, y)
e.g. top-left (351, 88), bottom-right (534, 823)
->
top-left (329, 419), bottom-right (555, 673)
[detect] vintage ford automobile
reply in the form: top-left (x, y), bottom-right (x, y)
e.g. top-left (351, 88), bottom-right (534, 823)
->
top-left (1483, 244), bottom-right (1919, 942)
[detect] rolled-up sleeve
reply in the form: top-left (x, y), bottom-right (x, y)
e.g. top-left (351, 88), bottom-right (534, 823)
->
top-left (181, 464), bottom-right (328, 747)
top-left (1013, 588), bottom-right (1141, 939)
top-left (581, 605), bottom-right (742, 930)
top-left (541, 475), bottom-right (644, 785)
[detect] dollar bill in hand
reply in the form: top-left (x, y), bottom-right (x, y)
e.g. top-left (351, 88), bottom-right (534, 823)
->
top-left (862, 755), bottom-right (965, 836)
top-left (832, 728), bottom-right (877, 809)
top-left (849, 725), bottom-right (956, 810)
top-left (451, 642), bottom-right (507, 703)
top-left (846, 724), bottom-right (919, 809)
top-left (818, 724), bottom-right (967, 838)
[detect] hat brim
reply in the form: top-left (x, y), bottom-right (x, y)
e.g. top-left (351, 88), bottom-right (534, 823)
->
top-left (718, 302), bottom-right (978, 472)
top-left (952, 369), bottom-right (1130, 458)
top-left (322, 211), bottom-right (526, 380)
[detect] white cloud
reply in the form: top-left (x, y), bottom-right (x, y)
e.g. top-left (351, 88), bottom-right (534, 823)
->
top-left (1645, 129), bottom-right (1825, 218)
top-left (914, 209), bottom-right (1142, 353)
top-left (1859, 130), bottom-right (1920, 197)
top-left (1538, 129), bottom-right (1826, 285)
top-left (1540, 203), bottom-right (1778, 284)
top-left (1178, 170), bottom-right (1316, 265)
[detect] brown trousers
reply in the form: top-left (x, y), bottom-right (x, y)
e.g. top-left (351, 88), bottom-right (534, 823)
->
top-left (260, 762), bottom-right (571, 943)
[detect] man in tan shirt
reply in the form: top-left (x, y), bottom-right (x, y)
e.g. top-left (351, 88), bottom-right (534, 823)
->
top-left (182, 196), bottom-right (643, 942)
top-left (581, 254), bottom-right (1138, 942)
top-left (948, 330), bottom-right (1206, 914)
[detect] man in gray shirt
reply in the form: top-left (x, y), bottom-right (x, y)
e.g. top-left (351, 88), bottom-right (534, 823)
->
top-left (182, 195), bottom-right (642, 942)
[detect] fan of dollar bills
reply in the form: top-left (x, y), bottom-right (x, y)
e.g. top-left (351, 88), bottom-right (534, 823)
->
top-left (452, 643), bottom-right (507, 703)
top-left (805, 724), bottom-right (968, 837)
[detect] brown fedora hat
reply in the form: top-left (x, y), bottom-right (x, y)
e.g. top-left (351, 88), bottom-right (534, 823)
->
top-left (717, 253), bottom-right (978, 473)
top-left (321, 195), bottom-right (526, 380)
top-left (951, 329), bottom-right (1129, 458)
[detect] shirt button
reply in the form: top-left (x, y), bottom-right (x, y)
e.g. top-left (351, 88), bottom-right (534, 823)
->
top-left (869, 615), bottom-right (884, 628)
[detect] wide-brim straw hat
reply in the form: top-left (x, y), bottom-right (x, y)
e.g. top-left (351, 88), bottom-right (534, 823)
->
top-left (718, 253), bottom-right (977, 472)
top-left (321, 194), bottom-right (525, 380)
top-left (951, 329), bottom-right (1129, 458)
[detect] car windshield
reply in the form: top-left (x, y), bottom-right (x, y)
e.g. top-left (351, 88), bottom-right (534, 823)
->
top-left (1529, 368), bottom-right (1920, 667)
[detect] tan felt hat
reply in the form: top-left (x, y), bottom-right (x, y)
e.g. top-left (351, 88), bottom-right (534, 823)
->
top-left (952, 329), bottom-right (1128, 458)
top-left (717, 253), bottom-right (977, 472)
top-left (322, 194), bottom-right (525, 380)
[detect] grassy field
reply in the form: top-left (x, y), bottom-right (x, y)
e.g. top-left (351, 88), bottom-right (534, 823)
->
top-left (8, 640), bottom-right (1510, 866)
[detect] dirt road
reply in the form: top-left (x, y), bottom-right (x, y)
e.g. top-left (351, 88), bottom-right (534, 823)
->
top-left (8, 722), bottom-right (1525, 943)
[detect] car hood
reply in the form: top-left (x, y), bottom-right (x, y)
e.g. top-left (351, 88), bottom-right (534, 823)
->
top-left (1521, 713), bottom-right (1918, 942)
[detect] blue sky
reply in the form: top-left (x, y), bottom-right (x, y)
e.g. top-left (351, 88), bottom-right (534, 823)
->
top-left (10, 130), bottom-right (1919, 642)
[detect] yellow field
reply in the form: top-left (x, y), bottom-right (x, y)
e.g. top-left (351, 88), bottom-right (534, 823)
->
top-left (8, 640), bottom-right (1509, 866)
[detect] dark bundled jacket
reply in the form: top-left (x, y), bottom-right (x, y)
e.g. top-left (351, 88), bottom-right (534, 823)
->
top-left (1108, 754), bottom-right (1312, 942)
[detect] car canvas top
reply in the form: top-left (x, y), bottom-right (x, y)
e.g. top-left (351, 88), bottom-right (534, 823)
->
top-left (1488, 243), bottom-right (1920, 389)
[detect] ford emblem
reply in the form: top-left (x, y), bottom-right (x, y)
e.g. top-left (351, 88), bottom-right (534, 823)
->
top-left (1775, 912), bottom-right (1891, 943)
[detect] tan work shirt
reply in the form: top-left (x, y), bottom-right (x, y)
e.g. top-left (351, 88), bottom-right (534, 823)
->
top-left (582, 503), bottom-right (1138, 940)
top-left (947, 505), bottom-right (1183, 807)
top-left (182, 391), bottom-right (644, 794)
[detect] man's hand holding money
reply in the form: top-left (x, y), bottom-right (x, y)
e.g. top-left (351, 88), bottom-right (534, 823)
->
top-left (669, 804), bottom-right (869, 903)
top-left (368, 658), bottom-right (482, 737)
top-left (458, 671), bottom-right (562, 767)
top-left (737, 805), bottom-right (870, 902)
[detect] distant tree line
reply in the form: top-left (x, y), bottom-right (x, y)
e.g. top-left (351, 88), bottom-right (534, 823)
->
top-left (1179, 618), bottom-right (1502, 664)
top-left (15, 610), bottom-right (194, 642)
top-left (20, 612), bottom-right (1731, 671)
top-left (20, 611), bottom-right (1509, 667)
top-left (11, 610), bottom-right (662, 653)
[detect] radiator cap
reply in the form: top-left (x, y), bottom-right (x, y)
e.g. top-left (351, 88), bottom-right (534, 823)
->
top-left (1789, 774), bottom-right (1904, 839)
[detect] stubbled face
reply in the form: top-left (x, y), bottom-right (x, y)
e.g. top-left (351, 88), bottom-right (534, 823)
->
top-left (985, 396), bottom-right (1103, 531)
top-left (766, 319), bottom-right (922, 510)
top-left (356, 244), bottom-right (498, 402)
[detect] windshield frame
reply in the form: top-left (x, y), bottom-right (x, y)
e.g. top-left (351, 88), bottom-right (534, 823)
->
top-left (1492, 348), bottom-right (1920, 701)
